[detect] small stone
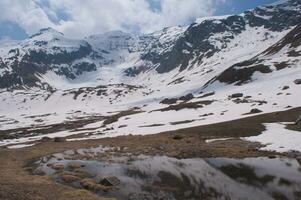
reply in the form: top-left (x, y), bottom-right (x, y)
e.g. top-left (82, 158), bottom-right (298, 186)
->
top-left (282, 86), bottom-right (289, 90)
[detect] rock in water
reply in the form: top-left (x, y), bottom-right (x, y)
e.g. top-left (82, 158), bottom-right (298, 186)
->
top-left (99, 176), bottom-right (121, 186)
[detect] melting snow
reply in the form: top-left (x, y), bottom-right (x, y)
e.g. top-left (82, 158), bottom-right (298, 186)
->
top-left (245, 123), bottom-right (301, 153)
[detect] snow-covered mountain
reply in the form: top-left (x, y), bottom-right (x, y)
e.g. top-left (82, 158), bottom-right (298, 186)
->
top-left (0, 0), bottom-right (301, 147)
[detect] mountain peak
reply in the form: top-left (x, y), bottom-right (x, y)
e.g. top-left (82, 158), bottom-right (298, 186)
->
top-left (266, 0), bottom-right (301, 10)
top-left (29, 27), bottom-right (64, 39)
top-left (269, 0), bottom-right (298, 5)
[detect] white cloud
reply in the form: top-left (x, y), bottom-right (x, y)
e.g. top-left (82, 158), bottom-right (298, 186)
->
top-left (0, 0), bottom-right (226, 38)
top-left (0, 0), bottom-right (55, 34)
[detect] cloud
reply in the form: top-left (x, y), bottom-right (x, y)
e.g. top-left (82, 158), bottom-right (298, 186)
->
top-left (0, 0), bottom-right (55, 34)
top-left (0, 0), bottom-right (226, 38)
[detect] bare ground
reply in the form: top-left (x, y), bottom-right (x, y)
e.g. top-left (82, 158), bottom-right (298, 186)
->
top-left (0, 107), bottom-right (301, 200)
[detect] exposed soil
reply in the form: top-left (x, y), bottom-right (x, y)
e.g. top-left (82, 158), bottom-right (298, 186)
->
top-left (102, 109), bottom-right (142, 126)
top-left (154, 100), bottom-right (214, 112)
top-left (0, 107), bottom-right (301, 200)
top-left (0, 115), bottom-right (105, 140)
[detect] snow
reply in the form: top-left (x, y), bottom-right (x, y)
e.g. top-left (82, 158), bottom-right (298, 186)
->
top-left (195, 15), bottom-right (230, 24)
top-left (0, 2), bottom-right (301, 148)
top-left (7, 143), bottom-right (35, 149)
top-left (205, 138), bottom-right (234, 143)
top-left (245, 123), bottom-right (301, 153)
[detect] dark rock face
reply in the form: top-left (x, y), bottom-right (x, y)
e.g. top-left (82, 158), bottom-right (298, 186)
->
top-left (0, 42), bottom-right (98, 88)
top-left (123, 66), bottom-right (150, 77)
top-left (211, 60), bottom-right (272, 86)
top-left (22, 44), bottom-right (92, 65)
top-left (262, 24), bottom-right (301, 56)
top-left (0, 60), bottom-right (48, 88)
top-left (73, 62), bottom-right (97, 76)
top-left (244, 1), bottom-right (301, 32)
top-left (152, 16), bottom-right (246, 74)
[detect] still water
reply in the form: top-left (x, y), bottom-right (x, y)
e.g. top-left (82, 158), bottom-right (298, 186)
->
top-left (35, 150), bottom-right (301, 200)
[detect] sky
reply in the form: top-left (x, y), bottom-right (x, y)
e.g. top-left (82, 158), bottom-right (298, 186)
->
top-left (0, 0), bottom-right (280, 40)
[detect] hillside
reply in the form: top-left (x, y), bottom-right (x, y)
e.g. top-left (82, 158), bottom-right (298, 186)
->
top-left (0, 0), bottom-right (300, 151)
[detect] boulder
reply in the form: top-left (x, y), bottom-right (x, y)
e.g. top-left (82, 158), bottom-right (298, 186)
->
top-left (61, 174), bottom-right (80, 183)
top-left (282, 86), bottom-right (289, 90)
top-left (80, 178), bottom-right (97, 190)
top-left (68, 162), bottom-right (84, 170)
top-left (249, 108), bottom-right (263, 114)
top-left (230, 93), bottom-right (243, 98)
top-left (99, 176), bottom-right (121, 186)
top-left (80, 178), bottom-right (111, 192)
top-left (51, 163), bottom-right (65, 171)
top-left (294, 79), bottom-right (301, 85)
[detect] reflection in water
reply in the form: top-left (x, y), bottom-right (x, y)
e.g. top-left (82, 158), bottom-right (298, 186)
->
top-left (35, 152), bottom-right (301, 200)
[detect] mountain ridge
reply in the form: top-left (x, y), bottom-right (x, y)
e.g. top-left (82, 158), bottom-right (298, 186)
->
top-left (0, 0), bottom-right (300, 147)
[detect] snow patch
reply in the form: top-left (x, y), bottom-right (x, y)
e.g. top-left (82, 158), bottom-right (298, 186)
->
top-left (245, 123), bottom-right (301, 153)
